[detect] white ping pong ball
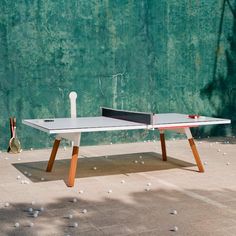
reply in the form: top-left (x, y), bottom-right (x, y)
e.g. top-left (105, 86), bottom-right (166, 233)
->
top-left (15, 222), bottom-right (20, 227)
top-left (204, 161), bottom-right (207, 165)
top-left (82, 209), bottom-right (87, 214)
top-left (173, 226), bottom-right (178, 232)
top-left (141, 161), bottom-right (145, 164)
top-left (73, 198), bottom-right (77, 203)
top-left (28, 207), bottom-right (33, 212)
top-left (29, 222), bottom-right (34, 227)
top-left (5, 202), bottom-right (10, 207)
top-left (171, 210), bottom-right (178, 215)
top-left (79, 190), bottom-right (84, 194)
top-left (73, 222), bottom-right (78, 227)
top-left (121, 180), bottom-right (125, 184)
top-left (108, 189), bottom-right (112, 194)
top-left (147, 183), bottom-right (152, 186)
top-left (93, 167), bottom-right (97, 170)
top-left (68, 214), bottom-right (73, 219)
top-left (134, 160), bottom-right (138, 164)
top-left (17, 176), bottom-right (21, 180)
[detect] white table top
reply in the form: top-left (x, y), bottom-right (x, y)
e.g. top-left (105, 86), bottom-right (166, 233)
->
top-left (22, 113), bottom-right (231, 134)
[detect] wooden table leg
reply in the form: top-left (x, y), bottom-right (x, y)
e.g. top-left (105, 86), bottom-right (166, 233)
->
top-left (188, 138), bottom-right (204, 172)
top-left (160, 132), bottom-right (167, 161)
top-left (46, 139), bottom-right (61, 172)
top-left (68, 146), bottom-right (79, 187)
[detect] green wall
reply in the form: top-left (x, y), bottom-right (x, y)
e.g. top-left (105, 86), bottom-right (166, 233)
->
top-left (0, 0), bottom-right (235, 150)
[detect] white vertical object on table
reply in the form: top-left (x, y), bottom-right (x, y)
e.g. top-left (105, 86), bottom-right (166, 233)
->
top-left (69, 91), bottom-right (77, 146)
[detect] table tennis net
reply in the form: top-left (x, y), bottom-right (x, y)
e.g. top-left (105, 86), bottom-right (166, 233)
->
top-left (101, 107), bottom-right (153, 125)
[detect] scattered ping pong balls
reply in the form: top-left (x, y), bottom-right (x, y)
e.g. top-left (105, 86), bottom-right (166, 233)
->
top-left (73, 222), bottom-right (78, 228)
top-left (15, 222), bottom-right (20, 227)
top-left (82, 209), bottom-right (87, 214)
top-left (73, 198), bottom-right (77, 203)
top-left (29, 222), bottom-right (34, 227)
top-left (5, 202), bottom-right (10, 207)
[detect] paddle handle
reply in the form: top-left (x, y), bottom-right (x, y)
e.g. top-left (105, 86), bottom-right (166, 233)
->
top-left (69, 91), bottom-right (77, 118)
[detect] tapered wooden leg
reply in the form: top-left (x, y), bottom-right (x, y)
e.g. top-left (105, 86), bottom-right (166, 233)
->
top-left (68, 146), bottom-right (79, 187)
top-left (46, 139), bottom-right (61, 172)
top-left (160, 132), bottom-right (167, 161)
top-left (188, 138), bottom-right (204, 172)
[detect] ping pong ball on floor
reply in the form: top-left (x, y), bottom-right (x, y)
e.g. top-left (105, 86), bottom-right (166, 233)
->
top-left (139, 155), bottom-right (142, 159)
top-left (33, 213), bottom-right (38, 218)
top-left (226, 162), bottom-right (230, 165)
top-left (31, 201), bottom-right (35, 205)
top-left (73, 198), bottom-right (77, 203)
top-left (17, 176), bottom-right (21, 179)
top-left (121, 180), bottom-right (125, 184)
top-left (29, 222), bottom-right (34, 227)
top-left (93, 167), bottom-right (97, 170)
top-left (141, 161), bottom-right (145, 164)
top-left (171, 210), bottom-right (178, 215)
top-left (173, 226), bottom-right (178, 232)
top-left (14, 222), bottom-right (20, 227)
top-left (24, 171), bottom-right (28, 175)
top-left (40, 207), bottom-right (44, 211)
top-left (217, 149), bottom-right (221, 152)
top-left (28, 208), bottom-right (33, 212)
top-left (5, 202), bottom-right (10, 207)
top-left (134, 160), bottom-right (138, 164)
top-left (82, 209), bottom-right (87, 214)
top-left (79, 190), bottom-right (84, 194)
top-left (73, 222), bottom-right (78, 227)
top-left (223, 152), bottom-right (227, 155)
top-left (68, 214), bottom-right (73, 219)
top-left (108, 190), bottom-right (112, 193)
top-left (147, 183), bottom-right (152, 186)
top-left (204, 162), bottom-right (208, 165)
top-left (41, 177), bottom-right (45, 181)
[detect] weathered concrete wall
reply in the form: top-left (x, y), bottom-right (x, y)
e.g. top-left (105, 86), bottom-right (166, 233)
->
top-left (0, 0), bottom-right (235, 149)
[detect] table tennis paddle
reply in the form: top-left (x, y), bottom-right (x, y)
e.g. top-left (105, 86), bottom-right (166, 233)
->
top-left (9, 117), bottom-right (22, 153)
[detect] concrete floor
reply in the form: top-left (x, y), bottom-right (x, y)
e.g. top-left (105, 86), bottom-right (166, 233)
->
top-left (0, 137), bottom-right (236, 236)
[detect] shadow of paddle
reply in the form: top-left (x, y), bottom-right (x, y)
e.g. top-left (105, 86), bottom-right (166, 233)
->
top-left (12, 152), bottom-right (195, 185)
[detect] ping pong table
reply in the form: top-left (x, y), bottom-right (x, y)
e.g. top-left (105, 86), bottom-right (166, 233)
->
top-left (23, 107), bottom-right (231, 187)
